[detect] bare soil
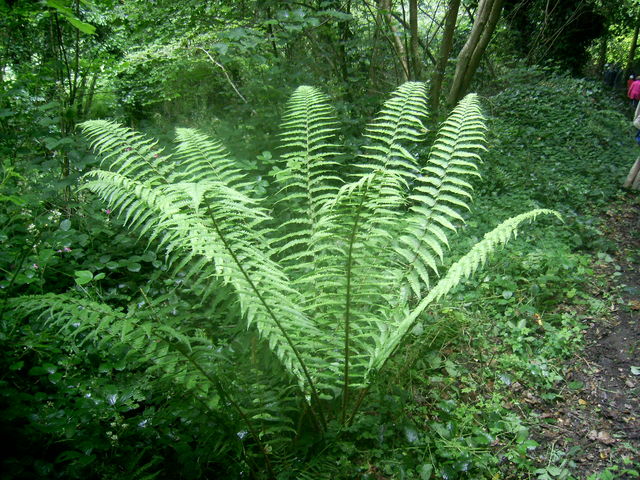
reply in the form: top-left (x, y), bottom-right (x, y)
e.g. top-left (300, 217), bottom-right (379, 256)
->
top-left (534, 195), bottom-right (640, 477)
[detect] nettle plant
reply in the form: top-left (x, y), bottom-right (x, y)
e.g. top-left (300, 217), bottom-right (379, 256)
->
top-left (13, 82), bottom-right (557, 475)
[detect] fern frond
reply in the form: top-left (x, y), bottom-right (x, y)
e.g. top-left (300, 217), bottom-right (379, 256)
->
top-left (273, 86), bottom-right (342, 280)
top-left (9, 294), bottom-right (223, 401)
top-left (368, 208), bottom-right (562, 375)
top-left (394, 93), bottom-right (487, 296)
top-left (79, 121), bottom-right (334, 422)
top-left (357, 82), bottom-right (428, 202)
top-left (80, 120), bottom-right (171, 185)
top-left (173, 128), bottom-right (250, 189)
top-left (325, 83), bottom-right (429, 404)
top-left (9, 293), bottom-right (301, 465)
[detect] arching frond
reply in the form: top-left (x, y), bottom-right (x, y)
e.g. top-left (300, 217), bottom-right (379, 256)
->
top-left (356, 81), bottom-right (429, 207)
top-left (272, 86), bottom-right (343, 309)
top-left (359, 82), bottom-right (429, 182)
top-left (78, 121), bottom-right (330, 412)
top-left (9, 293), bottom-right (298, 456)
top-left (173, 127), bottom-right (249, 188)
top-left (80, 120), bottom-right (171, 185)
top-left (368, 208), bottom-right (562, 375)
top-left (394, 93), bottom-right (487, 297)
top-left (10, 294), bottom-right (222, 400)
top-left (315, 84), bottom-right (431, 401)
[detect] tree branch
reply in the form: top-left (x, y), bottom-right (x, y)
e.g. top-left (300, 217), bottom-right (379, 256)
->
top-left (196, 47), bottom-right (250, 106)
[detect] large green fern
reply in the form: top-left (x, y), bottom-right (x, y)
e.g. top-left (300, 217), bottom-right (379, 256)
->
top-left (11, 83), bottom-right (559, 449)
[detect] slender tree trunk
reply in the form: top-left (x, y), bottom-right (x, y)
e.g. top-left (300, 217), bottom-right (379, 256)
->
top-left (390, 10), bottom-right (437, 65)
top-left (430, 0), bottom-right (461, 117)
top-left (597, 35), bottom-right (607, 76)
top-left (446, 0), bottom-right (504, 106)
top-left (265, 6), bottom-right (279, 57)
top-left (626, 23), bottom-right (640, 74)
top-left (624, 158), bottom-right (640, 189)
top-left (369, 11), bottom-right (383, 87)
top-left (339, 0), bottom-right (353, 86)
top-left (378, 0), bottom-right (409, 82)
top-left (446, 0), bottom-right (490, 106)
top-left (82, 72), bottom-right (98, 118)
top-left (459, 0), bottom-right (504, 96)
top-left (409, 0), bottom-right (420, 79)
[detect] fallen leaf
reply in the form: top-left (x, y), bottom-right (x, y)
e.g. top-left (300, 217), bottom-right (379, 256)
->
top-left (578, 398), bottom-right (588, 406)
top-left (596, 431), bottom-right (616, 445)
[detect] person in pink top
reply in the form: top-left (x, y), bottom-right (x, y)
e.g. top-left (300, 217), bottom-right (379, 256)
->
top-left (628, 77), bottom-right (640, 108)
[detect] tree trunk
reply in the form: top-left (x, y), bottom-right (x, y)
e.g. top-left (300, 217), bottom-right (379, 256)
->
top-left (429, 0), bottom-right (461, 118)
top-left (378, 0), bottom-right (409, 83)
top-left (446, 0), bottom-right (504, 106)
top-left (339, 0), bottom-right (353, 86)
top-left (369, 9), bottom-right (383, 87)
top-left (624, 157), bottom-right (640, 189)
top-left (265, 6), bottom-right (279, 57)
top-left (459, 0), bottom-right (504, 96)
top-left (626, 23), bottom-right (640, 74)
top-left (409, 0), bottom-right (420, 79)
top-left (390, 10), bottom-right (437, 65)
top-left (597, 35), bottom-right (607, 76)
top-left (82, 72), bottom-right (98, 118)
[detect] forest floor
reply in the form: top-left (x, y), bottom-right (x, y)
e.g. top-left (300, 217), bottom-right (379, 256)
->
top-left (532, 194), bottom-right (640, 478)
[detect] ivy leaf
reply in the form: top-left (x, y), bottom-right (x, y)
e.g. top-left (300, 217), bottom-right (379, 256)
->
top-left (419, 464), bottom-right (433, 480)
top-left (60, 219), bottom-right (72, 231)
top-left (127, 262), bottom-right (142, 273)
top-left (74, 270), bottom-right (93, 285)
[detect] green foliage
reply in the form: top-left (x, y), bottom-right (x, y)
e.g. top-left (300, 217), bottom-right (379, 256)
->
top-left (7, 82), bottom-right (560, 478)
top-left (4, 0), bottom-right (637, 475)
top-left (481, 73), bottom-right (635, 213)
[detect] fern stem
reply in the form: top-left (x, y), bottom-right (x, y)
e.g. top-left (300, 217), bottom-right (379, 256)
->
top-left (182, 348), bottom-right (276, 479)
top-left (340, 184), bottom-right (369, 425)
top-left (205, 203), bottom-right (327, 432)
top-left (346, 384), bottom-right (371, 427)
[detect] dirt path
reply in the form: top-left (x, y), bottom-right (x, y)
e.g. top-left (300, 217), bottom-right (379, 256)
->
top-left (535, 195), bottom-right (640, 477)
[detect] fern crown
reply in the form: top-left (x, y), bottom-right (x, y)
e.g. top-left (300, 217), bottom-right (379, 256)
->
top-left (23, 83), bottom-right (558, 417)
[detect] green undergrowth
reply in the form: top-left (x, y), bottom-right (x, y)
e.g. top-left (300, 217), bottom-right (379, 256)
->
top-left (1, 71), bottom-right (637, 479)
